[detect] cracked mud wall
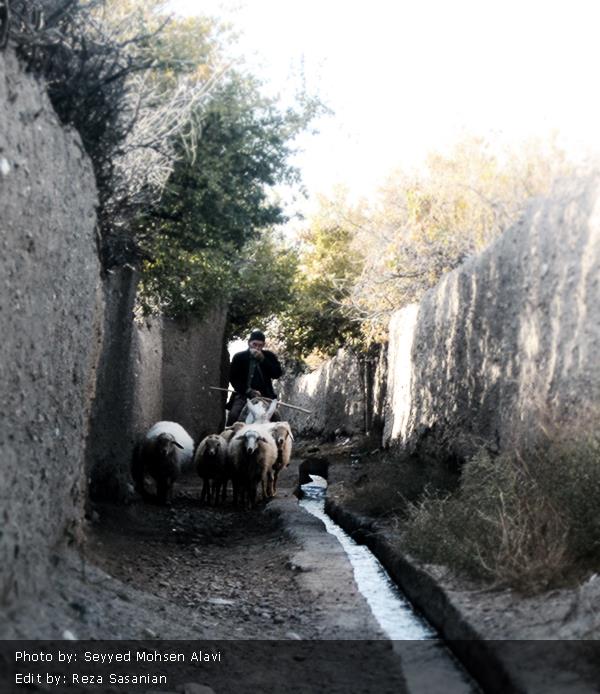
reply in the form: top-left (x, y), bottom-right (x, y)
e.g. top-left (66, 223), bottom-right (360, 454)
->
top-left (384, 174), bottom-right (600, 459)
top-left (0, 49), bottom-right (102, 603)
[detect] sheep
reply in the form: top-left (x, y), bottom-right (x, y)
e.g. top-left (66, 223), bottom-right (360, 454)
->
top-left (194, 434), bottom-right (229, 505)
top-left (228, 424), bottom-right (278, 509)
top-left (240, 396), bottom-right (279, 424)
top-left (131, 421), bottom-right (194, 505)
top-left (219, 421), bottom-right (245, 444)
top-left (267, 421), bottom-right (294, 497)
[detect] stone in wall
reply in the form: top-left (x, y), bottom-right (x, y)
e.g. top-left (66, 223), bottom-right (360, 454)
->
top-left (383, 173), bottom-right (600, 460)
top-left (279, 349), bottom-right (366, 437)
top-left (0, 49), bottom-right (101, 603)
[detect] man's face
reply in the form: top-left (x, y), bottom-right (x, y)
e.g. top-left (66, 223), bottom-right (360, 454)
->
top-left (248, 339), bottom-right (265, 351)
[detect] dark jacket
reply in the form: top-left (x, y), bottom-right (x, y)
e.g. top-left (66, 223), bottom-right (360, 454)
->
top-left (229, 349), bottom-right (282, 400)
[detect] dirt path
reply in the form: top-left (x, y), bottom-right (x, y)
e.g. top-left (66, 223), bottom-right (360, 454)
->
top-left (87, 472), bottom-right (327, 640)
top-left (1, 451), bottom-right (415, 693)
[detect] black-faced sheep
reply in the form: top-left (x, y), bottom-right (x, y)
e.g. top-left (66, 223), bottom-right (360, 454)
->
top-left (194, 433), bottom-right (229, 505)
top-left (267, 421), bottom-right (294, 497)
top-left (131, 421), bottom-right (194, 505)
top-left (228, 425), bottom-right (278, 509)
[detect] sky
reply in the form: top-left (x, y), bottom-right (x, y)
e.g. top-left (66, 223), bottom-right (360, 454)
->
top-left (166, 0), bottom-right (600, 213)
top-left (164, 0), bottom-right (600, 350)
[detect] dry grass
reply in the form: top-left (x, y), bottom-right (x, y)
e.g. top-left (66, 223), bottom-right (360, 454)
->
top-left (340, 425), bottom-right (600, 594)
top-left (402, 432), bottom-right (600, 593)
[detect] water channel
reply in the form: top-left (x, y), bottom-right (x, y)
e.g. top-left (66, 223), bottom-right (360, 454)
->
top-left (299, 474), bottom-right (481, 694)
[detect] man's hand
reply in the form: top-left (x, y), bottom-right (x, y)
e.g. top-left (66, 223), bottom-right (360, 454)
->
top-left (249, 348), bottom-right (264, 361)
top-left (246, 389), bottom-right (261, 398)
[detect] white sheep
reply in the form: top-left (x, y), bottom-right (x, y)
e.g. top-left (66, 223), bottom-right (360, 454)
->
top-left (228, 424), bottom-right (278, 508)
top-left (267, 421), bottom-right (294, 497)
top-left (131, 421), bottom-right (194, 505)
top-left (194, 433), bottom-right (229, 505)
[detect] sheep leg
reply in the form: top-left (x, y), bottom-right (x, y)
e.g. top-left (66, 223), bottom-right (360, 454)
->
top-left (248, 482), bottom-right (257, 509)
top-left (212, 479), bottom-right (221, 506)
top-left (200, 478), bottom-right (209, 505)
top-left (266, 469), bottom-right (276, 498)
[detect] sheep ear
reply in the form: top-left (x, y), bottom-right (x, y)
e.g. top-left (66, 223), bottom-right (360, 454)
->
top-left (174, 441), bottom-right (184, 449)
top-left (258, 436), bottom-right (268, 443)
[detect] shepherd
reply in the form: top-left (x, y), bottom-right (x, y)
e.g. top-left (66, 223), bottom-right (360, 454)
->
top-left (226, 329), bottom-right (283, 425)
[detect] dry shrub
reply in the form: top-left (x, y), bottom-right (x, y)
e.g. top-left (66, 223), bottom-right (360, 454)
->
top-left (403, 431), bottom-right (600, 593)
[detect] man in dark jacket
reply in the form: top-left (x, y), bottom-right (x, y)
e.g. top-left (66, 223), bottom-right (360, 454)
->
top-left (226, 329), bottom-right (283, 425)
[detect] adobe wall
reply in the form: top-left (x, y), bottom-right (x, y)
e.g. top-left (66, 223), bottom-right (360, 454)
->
top-left (0, 49), bottom-right (102, 603)
top-left (384, 174), bottom-right (600, 460)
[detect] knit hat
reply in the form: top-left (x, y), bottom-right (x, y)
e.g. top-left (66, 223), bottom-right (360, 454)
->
top-left (249, 329), bottom-right (266, 342)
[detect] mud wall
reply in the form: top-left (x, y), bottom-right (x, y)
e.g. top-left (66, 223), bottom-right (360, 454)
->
top-left (384, 174), bottom-right (600, 459)
top-left (283, 175), bottom-right (600, 454)
top-left (131, 314), bottom-right (163, 440)
top-left (0, 49), bottom-right (102, 603)
top-left (86, 281), bottom-right (228, 500)
top-left (85, 268), bottom-right (139, 500)
top-left (162, 308), bottom-right (229, 443)
top-left (279, 349), bottom-right (366, 437)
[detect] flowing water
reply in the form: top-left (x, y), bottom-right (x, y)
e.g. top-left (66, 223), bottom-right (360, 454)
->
top-left (299, 475), bottom-right (481, 694)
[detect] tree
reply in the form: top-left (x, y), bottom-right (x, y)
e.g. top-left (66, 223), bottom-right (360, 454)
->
top-left (137, 70), bottom-right (322, 330)
top-left (272, 191), bottom-right (365, 361)
top-left (274, 136), bottom-right (574, 359)
top-left (344, 135), bottom-right (573, 342)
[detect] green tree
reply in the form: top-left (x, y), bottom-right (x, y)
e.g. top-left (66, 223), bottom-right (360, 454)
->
top-left (273, 191), bottom-right (365, 361)
top-left (274, 136), bottom-right (573, 359)
top-left (137, 71), bottom-right (321, 331)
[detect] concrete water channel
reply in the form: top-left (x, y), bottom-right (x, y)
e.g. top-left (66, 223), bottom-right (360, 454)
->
top-left (299, 474), bottom-right (481, 694)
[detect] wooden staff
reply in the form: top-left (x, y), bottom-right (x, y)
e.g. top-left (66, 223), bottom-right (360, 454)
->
top-left (209, 387), bottom-right (313, 415)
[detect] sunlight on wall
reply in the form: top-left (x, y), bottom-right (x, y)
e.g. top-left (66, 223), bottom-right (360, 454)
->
top-left (384, 304), bottom-right (419, 443)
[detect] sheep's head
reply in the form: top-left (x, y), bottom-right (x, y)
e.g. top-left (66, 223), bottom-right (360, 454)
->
top-left (242, 429), bottom-right (269, 455)
top-left (270, 422), bottom-right (293, 449)
top-left (156, 432), bottom-right (184, 458)
top-left (203, 434), bottom-right (223, 456)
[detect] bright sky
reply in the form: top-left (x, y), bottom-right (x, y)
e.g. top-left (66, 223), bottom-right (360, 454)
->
top-left (167, 0), bottom-right (600, 209)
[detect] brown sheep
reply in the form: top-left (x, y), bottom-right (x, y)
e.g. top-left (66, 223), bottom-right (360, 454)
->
top-left (228, 425), bottom-right (278, 508)
top-left (267, 421), bottom-right (294, 497)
